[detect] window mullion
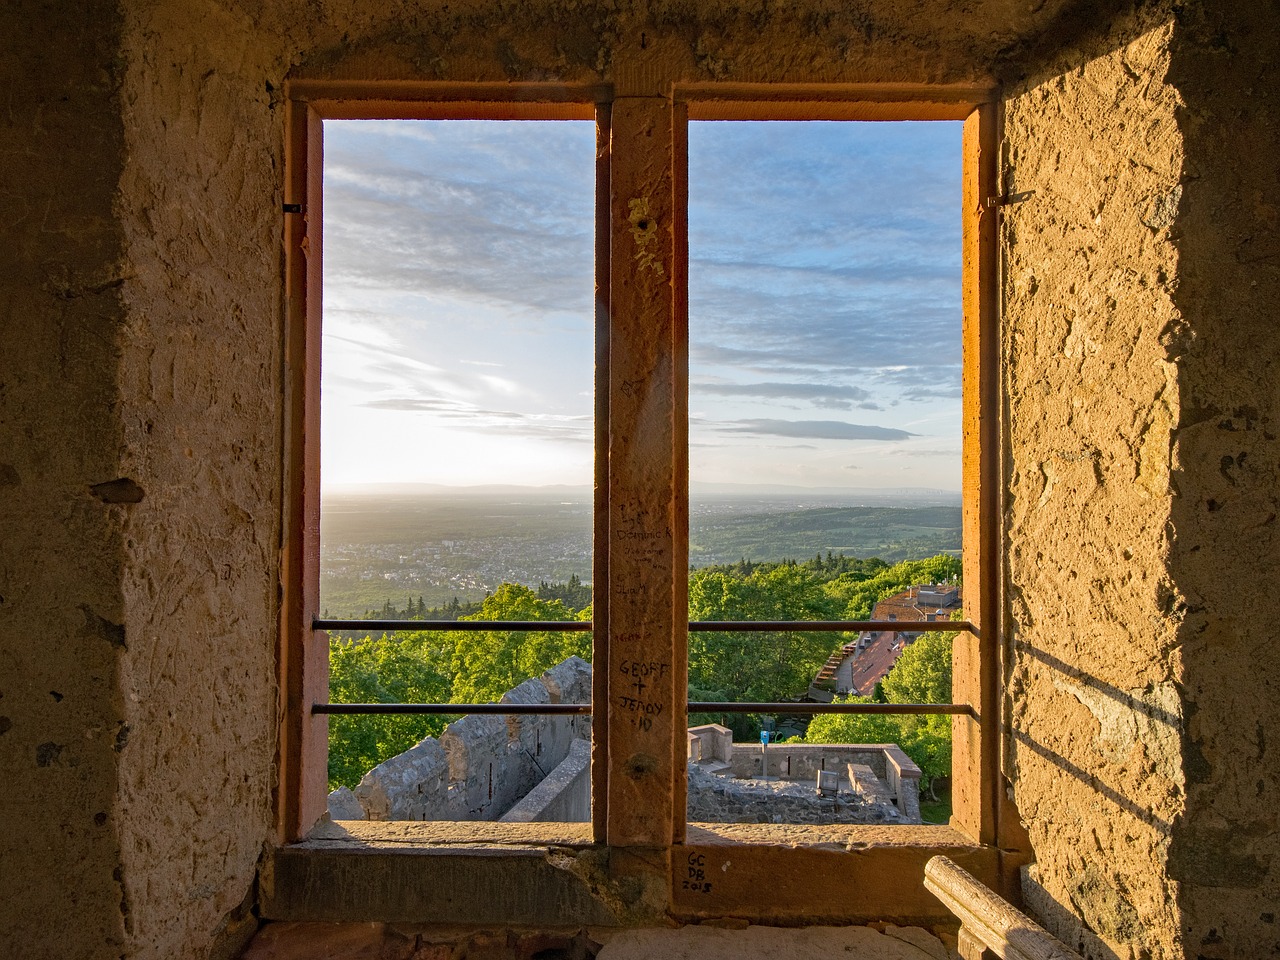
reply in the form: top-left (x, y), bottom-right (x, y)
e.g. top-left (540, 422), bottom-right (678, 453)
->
top-left (604, 96), bottom-right (687, 848)
top-left (592, 102), bottom-right (612, 843)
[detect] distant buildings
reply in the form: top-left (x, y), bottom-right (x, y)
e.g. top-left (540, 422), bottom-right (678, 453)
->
top-left (810, 583), bottom-right (962, 700)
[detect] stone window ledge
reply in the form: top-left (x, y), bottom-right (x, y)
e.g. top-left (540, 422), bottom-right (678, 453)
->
top-left (263, 821), bottom-right (992, 927)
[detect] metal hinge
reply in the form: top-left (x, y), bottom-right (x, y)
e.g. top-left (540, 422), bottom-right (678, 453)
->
top-left (282, 203), bottom-right (302, 214)
top-left (986, 190), bottom-right (1035, 209)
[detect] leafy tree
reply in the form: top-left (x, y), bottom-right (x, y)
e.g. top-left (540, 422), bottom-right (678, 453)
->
top-left (687, 683), bottom-right (770, 741)
top-left (327, 555), bottom-right (961, 796)
top-left (804, 629), bottom-right (956, 800)
top-left (824, 554), bottom-right (960, 621)
top-left (537, 573), bottom-right (592, 611)
top-left (328, 583), bottom-right (592, 789)
top-left (805, 698), bottom-right (905, 748)
top-left (881, 629), bottom-right (956, 797)
top-left (688, 564), bottom-right (839, 707)
top-left (446, 584), bottom-right (591, 703)
top-left (327, 632), bottom-right (453, 790)
top-left (897, 716), bottom-right (952, 801)
top-left (882, 629), bottom-right (953, 706)
top-left (697, 554), bottom-right (888, 586)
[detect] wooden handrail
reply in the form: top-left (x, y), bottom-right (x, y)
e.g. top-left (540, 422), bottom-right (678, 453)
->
top-left (924, 856), bottom-right (1083, 960)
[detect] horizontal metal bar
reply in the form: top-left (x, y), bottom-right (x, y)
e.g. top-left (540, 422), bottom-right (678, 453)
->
top-left (689, 620), bottom-right (972, 633)
top-left (314, 702), bottom-right (592, 716)
top-left (689, 701), bottom-right (972, 716)
top-left (315, 619), bottom-right (591, 632)
top-left (314, 618), bottom-right (972, 634)
top-left (313, 701), bottom-right (970, 717)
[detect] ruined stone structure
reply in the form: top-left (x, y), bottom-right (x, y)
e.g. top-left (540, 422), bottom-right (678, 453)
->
top-left (686, 764), bottom-right (908, 826)
top-left (4, 3), bottom-right (1278, 959)
top-left (330, 679), bottom-right (912, 828)
top-left (687, 723), bottom-right (923, 823)
top-left (684, 728), bottom-right (921, 825)
top-left (726, 741), bottom-right (924, 823)
top-left (326, 657), bottom-right (592, 822)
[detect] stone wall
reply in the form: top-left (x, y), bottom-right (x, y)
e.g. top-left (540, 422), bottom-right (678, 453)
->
top-left (1, 2), bottom-right (131, 955)
top-left (1000, 4), bottom-right (1280, 957)
top-left (884, 749), bottom-right (922, 823)
top-left (685, 764), bottom-right (908, 826)
top-left (241, 922), bottom-right (951, 960)
top-left (335, 657), bottom-right (591, 821)
top-left (1162, 5), bottom-right (1280, 953)
top-left (340, 665), bottom-right (930, 828)
top-left (1001, 12), bottom-right (1188, 954)
top-left (113, 3), bottom-right (286, 952)
top-left (728, 742), bottom-right (901, 783)
top-left (687, 724), bottom-right (732, 765)
top-left (345, 738), bottom-right (449, 821)
top-left (443, 658), bottom-right (592, 820)
top-left (500, 738), bottom-right (592, 823)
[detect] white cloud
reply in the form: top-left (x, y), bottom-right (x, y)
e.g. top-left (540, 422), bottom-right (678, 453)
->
top-left (717, 419), bottom-right (915, 441)
top-left (320, 117), bottom-right (962, 488)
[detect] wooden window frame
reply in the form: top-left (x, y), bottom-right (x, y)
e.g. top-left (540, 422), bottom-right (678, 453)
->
top-left (274, 79), bottom-right (1005, 926)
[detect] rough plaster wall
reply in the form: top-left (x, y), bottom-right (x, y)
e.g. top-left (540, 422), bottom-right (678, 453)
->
top-left (240, 0), bottom-right (1107, 93)
top-left (1163, 4), bottom-right (1280, 955)
top-left (20, 0), bottom-right (1263, 956)
top-left (99, 1), bottom-right (1103, 954)
top-left (1001, 10), bottom-right (1188, 959)
top-left (0, 1), bottom-right (130, 953)
top-left (113, 1), bottom-right (285, 955)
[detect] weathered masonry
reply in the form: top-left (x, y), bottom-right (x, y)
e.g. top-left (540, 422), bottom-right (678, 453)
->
top-left (2, 2), bottom-right (1277, 959)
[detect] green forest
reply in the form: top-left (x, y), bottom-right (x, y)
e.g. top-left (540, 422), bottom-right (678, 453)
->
top-left (327, 552), bottom-right (961, 798)
top-left (318, 491), bottom-right (960, 615)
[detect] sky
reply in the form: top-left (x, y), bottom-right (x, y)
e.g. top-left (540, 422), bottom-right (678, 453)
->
top-left (320, 118), bottom-right (962, 492)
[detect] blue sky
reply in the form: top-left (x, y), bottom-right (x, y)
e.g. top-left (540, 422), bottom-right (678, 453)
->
top-left (321, 118), bottom-right (961, 491)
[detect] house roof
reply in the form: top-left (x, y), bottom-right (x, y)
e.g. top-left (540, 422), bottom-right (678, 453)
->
top-left (830, 584), bottom-right (962, 697)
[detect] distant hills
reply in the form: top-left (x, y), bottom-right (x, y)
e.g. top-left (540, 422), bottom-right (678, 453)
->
top-left (319, 484), bottom-right (961, 618)
top-left (324, 481), bottom-right (961, 505)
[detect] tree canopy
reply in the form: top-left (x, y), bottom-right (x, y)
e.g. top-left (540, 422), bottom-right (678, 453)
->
top-left (328, 557), bottom-right (960, 791)
top-left (327, 581), bottom-right (591, 789)
top-left (327, 632), bottom-right (452, 789)
top-left (446, 584), bottom-right (591, 704)
top-left (823, 554), bottom-right (961, 620)
top-left (689, 564), bottom-right (838, 698)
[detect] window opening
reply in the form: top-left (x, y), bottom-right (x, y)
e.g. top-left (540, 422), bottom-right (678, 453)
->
top-left (285, 91), bottom-right (999, 871)
top-left (684, 120), bottom-right (965, 827)
top-left (316, 118), bottom-right (596, 823)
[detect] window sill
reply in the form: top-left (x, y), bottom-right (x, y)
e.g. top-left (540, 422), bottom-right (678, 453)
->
top-left (261, 820), bottom-right (994, 927)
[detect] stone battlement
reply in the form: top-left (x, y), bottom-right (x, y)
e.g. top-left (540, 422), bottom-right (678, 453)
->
top-left (327, 656), bottom-right (591, 822)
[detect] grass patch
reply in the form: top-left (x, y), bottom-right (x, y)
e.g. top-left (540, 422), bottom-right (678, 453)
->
top-left (920, 794), bottom-right (953, 824)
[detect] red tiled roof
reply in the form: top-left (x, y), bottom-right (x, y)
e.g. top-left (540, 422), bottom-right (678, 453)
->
top-left (845, 630), bottom-right (905, 696)
top-left (815, 583), bottom-right (962, 697)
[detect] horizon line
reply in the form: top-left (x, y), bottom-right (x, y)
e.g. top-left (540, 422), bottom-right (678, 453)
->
top-left (322, 480), bottom-right (963, 496)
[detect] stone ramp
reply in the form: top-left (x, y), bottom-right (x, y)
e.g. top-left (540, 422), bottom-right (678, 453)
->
top-left (500, 738), bottom-right (591, 823)
top-left (847, 762), bottom-right (894, 805)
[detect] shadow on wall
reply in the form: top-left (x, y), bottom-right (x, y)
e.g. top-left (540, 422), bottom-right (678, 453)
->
top-left (1163, 2), bottom-right (1280, 948)
top-left (997, 6), bottom-right (1280, 956)
top-left (1013, 643), bottom-right (1178, 833)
